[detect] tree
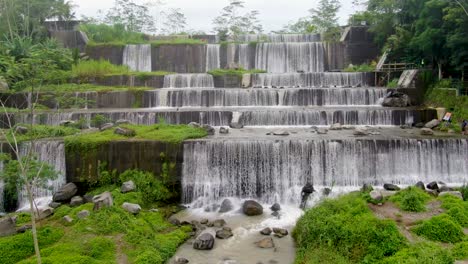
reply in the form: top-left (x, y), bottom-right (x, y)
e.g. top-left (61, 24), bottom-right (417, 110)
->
top-left (104, 0), bottom-right (156, 33)
top-left (277, 18), bottom-right (317, 34)
top-left (212, 0), bottom-right (263, 39)
top-left (309, 0), bottom-right (341, 33)
top-left (162, 8), bottom-right (187, 35)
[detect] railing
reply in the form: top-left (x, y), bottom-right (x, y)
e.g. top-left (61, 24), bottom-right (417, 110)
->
top-left (378, 63), bottom-right (417, 72)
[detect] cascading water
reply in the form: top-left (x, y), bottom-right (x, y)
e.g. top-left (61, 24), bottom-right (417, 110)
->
top-left (123, 44), bottom-right (152, 72)
top-left (163, 74), bottom-right (215, 88)
top-left (182, 139), bottom-right (468, 207)
top-left (205, 44), bottom-right (220, 71)
top-left (234, 34), bottom-right (321, 43)
top-left (255, 42), bottom-right (325, 73)
top-left (17, 141), bottom-right (66, 209)
top-left (252, 72), bottom-right (373, 88)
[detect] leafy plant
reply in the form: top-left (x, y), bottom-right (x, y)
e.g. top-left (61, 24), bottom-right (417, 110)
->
top-left (452, 241), bottom-right (468, 260)
top-left (389, 187), bottom-right (432, 212)
top-left (119, 170), bottom-right (174, 205)
top-left (380, 242), bottom-right (454, 264)
top-left (413, 214), bottom-right (464, 243)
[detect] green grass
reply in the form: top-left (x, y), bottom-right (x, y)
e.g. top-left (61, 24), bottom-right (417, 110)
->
top-left (425, 86), bottom-right (468, 123)
top-left (208, 68), bottom-right (267, 77)
top-left (413, 214), bottom-right (465, 243)
top-left (64, 124), bottom-right (207, 153)
top-left (452, 241), bottom-right (468, 260)
top-left (439, 194), bottom-right (468, 228)
top-left (2, 125), bottom-right (80, 142)
top-left (389, 187), bottom-right (432, 212)
top-left (293, 193), bottom-right (406, 263)
top-left (31, 84), bottom-right (152, 93)
top-left (72, 60), bottom-right (130, 78)
top-left (343, 63), bottom-right (376, 72)
top-left (379, 242), bottom-right (454, 264)
top-left (86, 38), bottom-right (206, 48)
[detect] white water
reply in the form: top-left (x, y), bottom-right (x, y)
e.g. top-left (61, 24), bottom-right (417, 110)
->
top-left (123, 44), bottom-right (152, 72)
top-left (163, 74), bottom-right (215, 88)
top-left (206, 44), bottom-right (221, 71)
top-left (234, 33), bottom-right (321, 43)
top-left (252, 72), bottom-right (373, 88)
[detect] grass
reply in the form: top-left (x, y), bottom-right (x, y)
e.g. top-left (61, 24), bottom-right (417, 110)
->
top-left (439, 194), bottom-right (468, 228)
top-left (452, 241), bottom-right (468, 260)
top-left (2, 125), bottom-right (80, 142)
top-left (30, 84), bottom-right (152, 93)
top-left (207, 68), bottom-right (267, 77)
top-left (64, 124), bottom-right (207, 153)
top-left (389, 186), bottom-right (432, 212)
top-left (343, 63), bottom-right (376, 72)
top-left (380, 242), bottom-right (454, 264)
top-left (425, 84), bottom-right (468, 123)
top-left (86, 38), bottom-right (206, 48)
top-left (412, 214), bottom-right (464, 243)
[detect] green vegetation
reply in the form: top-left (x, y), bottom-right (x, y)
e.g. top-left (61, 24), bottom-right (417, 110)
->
top-left (380, 242), bottom-right (454, 264)
top-left (425, 85), bottom-right (468, 122)
top-left (86, 38), bottom-right (206, 48)
top-left (65, 124), bottom-right (207, 153)
top-left (2, 125), bottom-right (80, 142)
top-left (71, 60), bottom-right (130, 78)
top-left (80, 24), bottom-right (146, 44)
top-left (32, 84), bottom-right (152, 93)
top-left (439, 194), bottom-right (468, 228)
top-left (389, 187), bottom-right (432, 212)
top-left (387, 79), bottom-right (399, 89)
top-left (119, 170), bottom-right (175, 205)
top-left (293, 193), bottom-right (406, 263)
top-left (343, 63), bottom-right (376, 73)
top-left (452, 241), bottom-right (468, 260)
top-left (208, 68), bottom-right (267, 77)
top-left (413, 214), bottom-right (464, 243)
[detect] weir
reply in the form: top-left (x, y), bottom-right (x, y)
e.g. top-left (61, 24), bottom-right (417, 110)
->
top-left (163, 74), bottom-right (215, 88)
top-left (252, 72), bottom-right (374, 88)
top-left (182, 138), bottom-right (468, 206)
top-left (234, 33), bottom-right (321, 43)
top-left (122, 44), bottom-right (152, 72)
top-left (206, 44), bottom-right (221, 71)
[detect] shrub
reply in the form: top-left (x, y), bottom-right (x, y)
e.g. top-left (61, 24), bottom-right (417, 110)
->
top-left (380, 242), bottom-right (454, 264)
top-left (452, 241), bottom-right (468, 260)
top-left (71, 60), bottom-right (130, 79)
top-left (460, 184), bottom-right (468, 201)
top-left (343, 63), bottom-right (376, 72)
top-left (119, 170), bottom-right (174, 205)
top-left (413, 214), bottom-right (464, 243)
top-left (389, 187), bottom-right (431, 212)
top-left (80, 23), bottom-right (146, 44)
top-left (293, 193), bottom-right (406, 263)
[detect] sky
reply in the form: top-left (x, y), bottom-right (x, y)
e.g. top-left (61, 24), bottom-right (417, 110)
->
top-left (73, 0), bottom-right (361, 33)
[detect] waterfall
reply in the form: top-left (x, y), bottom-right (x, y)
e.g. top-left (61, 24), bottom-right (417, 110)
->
top-left (163, 74), bottom-right (215, 88)
top-left (252, 72), bottom-right (373, 88)
top-left (123, 44), bottom-right (152, 72)
top-left (255, 43), bottom-right (325, 73)
top-left (234, 34), bottom-right (321, 43)
top-left (17, 141), bottom-right (66, 209)
top-left (238, 44), bottom-right (251, 70)
top-left (206, 44), bottom-right (220, 71)
top-left (144, 88), bottom-right (386, 108)
top-left (182, 139), bottom-right (468, 206)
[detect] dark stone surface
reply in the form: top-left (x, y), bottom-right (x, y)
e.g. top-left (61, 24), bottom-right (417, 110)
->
top-left (86, 45), bottom-right (124, 65)
top-left (242, 200), bottom-right (263, 216)
top-left (383, 183), bottom-right (401, 191)
top-left (53, 183), bottom-right (78, 202)
top-left (415, 181), bottom-right (426, 190)
top-left (0, 216), bottom-right (16, 237)
top-left (152, 45), bottom-right (206, 73)
top-left (219, 199), bottom-right (234, 213)
top-left (193, 233), bottom-right (215, 250)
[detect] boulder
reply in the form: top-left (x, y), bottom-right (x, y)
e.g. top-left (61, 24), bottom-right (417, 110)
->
top-left (415, 181), bottom-right (426, 190)
top-left (229, 122), bottom-right (244, 129)
top-left (260, 227), bottom-right (272, 235)
top-left (0, 216), bottom-right (16, 237)
top-left (92, 192), bottom-right (113, 211)
top-left (421, 128), bottom-right (434, 136)
top-left (380, 190), bottom-right (398, 198)
top-left (122, 202), bottom-right (141, 215)
top-left (302, 183), bottom-right (315, 194)
top-left (37, 207), bottom-right (54, 220)
top-left (53, 183), bottom-right (78, 202)
top-left (382, 93), bottom-right (411, 107)
top-left (202, 125), bottom-right (215, 136)
top-left (424, 119), bottom-right (441, 129)
top-left (383, 183), bottom-right (401, 191)
top-left (114, 127), bottom-right (136, 137)
top-left (170, 218), bottom-right (181, 226)
top-left (188, 122), bottom-right (200, 128)
top-left (204, 204), bottom-right (220, 212)
top-left (83, 194), bottom-right (94, 204)
top-left (99, 123), bottom-right (114, 131)
top-left (116, 119), bottom-right (131, 125)
top-left (175, 257), bottom-right (189, 264)
top-left (361, 184), bottom-right (374, 192)
top-left (14, 126), bottom-right (29, 135)
top-left (255, 237), bottom-right (275, 249)
top-left (272, 228), bottom-right (288, 237)
top-left (439, 191), bottom-right (463, 200)
top-left (193, 233), bottom-right (215, 250)
top-left (77, 210), bottom-right (90, 219)
top-left (63, 215), bottom-right (73, 223)
top-left (216, 229), bottom-right (233, 239)
top-left (59, 120), bottom-right (76, 127)
top-left (270, 203), bottom-right (281, 212)
top-left (370, 190), bottom-right (383, 202)
top-left (426, 181), bottom-right (439, 190)
top-left (70, 196), bottom-right (84, 207)
top-left (316, 128), bottom-right (328, 134)
top-left (49, 202), bottom-right (61, 209)
top-left (242, 200), bottom-right (263, 216)
top-left (273, 131), bottom-right (290, 136)
top-left (330, 123), bottom-right (342, 130)
top-left (0, 77), bottom-right (9, 91)
top-left (219, 127), bottom-right (230, 134)
top-left (354, 127), bottom-right (369, 136)
top-left (415, 122), bottom-right (425, 128)
top-left (200, 219), bottom-right (209, 225)
top-left (322, 188), bottom-right (332, 196)
top-left (17, 225), bottom-right (32, 233)
top-left (121, 180), bottom-right (136, 193)
top-left (213, 219), bottom-right (226, 228)
top-left (219, 199), bottom-right (234, 213)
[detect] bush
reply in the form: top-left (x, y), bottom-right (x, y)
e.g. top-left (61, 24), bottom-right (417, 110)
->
top-left (389, 187), bottom-right (431, 212)
top-left (71, 60), bottom-right (130, 79)
top-left (380, 242), bottom-right (454, 264)
top-left (343, 63), bottom-right (376, 72)
top-left (293, 193), bottom-right (406, 263)
top-left (439, 194), bottom-right (468, 228)
top-left (80, 23), bottom-right (146, 44)
top-left (452, 241), bottom-right (468, 260)
top-left (413, 214), bottom-right (464, 243)
top-left (460, 184), bottom-right (468, 201)
top-left (119, 170), bottom-right (174, 205)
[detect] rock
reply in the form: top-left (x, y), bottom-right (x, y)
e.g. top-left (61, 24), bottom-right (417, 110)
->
top-left (342, 125), bottom-right (356, 130)
top-left (223, 227), bottom-right (232, 232)
top-left (216, 229), bottom-right (233, 239)
top-left (77, 210), bottom-right (90, 219)
top-left (439, 185), bottom-right (453, 192)
top-left (193, 233), bottom-right (215, 250)
top-left (415, 122), bottom-right (425, 128)
top-left (219, 199), bottom-right (234, 213)
top-left (200, 219), bottom-right (209, 225)
top-left (59, 120), bottom-right (76, 127)
top-left (229, 122), bottom-right (244, 129)
top-left (273, 131), bottom-right (289, 136)
top-left (0, 76), bottom-right (9, 91)
top-left (260, 227), bottom-right (272, 235)
top-left (63, 215), bottom-right (73, 223)
top-left (99, 123), bottom-right (114, 131)
top-left (219, 127), bottom-right (230, 134)
top-left (421, 128), bottom-right (434, 136)
top-left (317, 128), bottom-right (328, 134)
top-left (330, 123), bottom-right (342, 130)
top-left (213, 219), bottom-right (226, 228)
top-left (114, 127), bottom-right (136, 137)
top-left (37, 207), bottom-right (54, 220)
top-left (122, 202), bottom-right (141, 214)
top-left (188, 122), bottom-right (200, 128)
top-left (370, 190), bottom-right (383, 202)
top-left (354, 127), bottom-right (369, 136)
top-left (0, 216), bottom-right (16, 237)
top-left (270, 203), bottom-right (281, 212)
top-left (400, 124), bottom-right (412, 129)
top-left (170, 218), bottom-right (181, 226)
top-left (310, 126), bottom-right (318, 132)
top-left (242, 200), bottom-right (263, 216)
top-left (53, 183), bottom-right (78, 202)
top-left (302, 183), bottom-right (315, 194)
top-left (92, 192), bottom-right (113, 211)
top-left (426, 181), bottom-right (439, 190)
top-left (415, 181), bottom-right (426, 190)
top-left (382, 92), bottom-right (411, 107)
top-left (15, 126), bottom-right (29, 135)
top-left (121, 180), bottom-right (136, 193)
top-left (70, 196), bottom-right (83, 207)
top-left (384, 183), bottom-right (401, 191)
top-left (83, 194), bottom-right (94, 204)
top-left (49, 202), bottom-right (61, 209)
top-left (380, 190), bottom-right (398, 198)
top-left (424, 119), bottom-right (441, 129)
top-left (202, 125), bottom-right (215, 136)
top-left (116, 119), bottom-right (131, 125)
top-left (255, 237), bottom-right (275, 249)
top-left (361, 184), bottom-right (374, 192)
top-left (322, 188), bottom-right (332, 196)
top-left (439, 191), bottom-right (463, 200)
top-left (272, 228), bottom-right (288, 237)
top-left (271, 211), bottom-right (280, 218)
top-left (426, 189), bottom-right (439, 197)
top-left (175, 257), bottom-right (189, 264)
top-left (204, 204), bottom-right (220, 212)
top-left (17, 225), bottom-right (32, 233)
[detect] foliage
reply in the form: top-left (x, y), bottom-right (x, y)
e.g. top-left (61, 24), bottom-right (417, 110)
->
top-left (279, 18), bottom-right (317, 34)
top-left (452, 241), bottom-right (468, 260)
top-left (212, 0), bottom-right (263, 40)
top-left (425, 85), bottom-right (468, 122)
top-left (2, 125), bottom-right (80, 142)
top-left (0, 227), bottom-right (64, 264)
top-left (71, 60), bottom-right (130, 79)
top-left (79, 23), bottom-right (146, 44)
top-left (103, 0), bottom-right (156, 33)
top-left (293, 193), bottom-right (406, 263)
top-left (380, 242), bottom-right (454, 264)
top-left (162, 8), bottom-right (187, 35)
top-left (208, 68), bottom-right (266, 77)
top-left (387, 79), bottom-right (399, 89)
top-left (439, 194), bottom-right (468, 228)
top-left (389, 187), bottom-right (432, 212)
top-left (413, 214), bottom-right (464, 243)
top-left (343, 63), bottom-right (376, 72)
top-left (460, 184), bottom-right (468, 201)
top-left (90, 114), bottom-right (111, 129)
top-left (149, 38), bottom-right (207, 47)
top-left (119, 170), bottom-right (174, 204)
top-left (309, 0), bottom-right (341, 33)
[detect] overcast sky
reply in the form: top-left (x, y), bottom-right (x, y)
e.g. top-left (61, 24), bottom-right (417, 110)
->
top-left (73, 0), bottom-right (361, 33)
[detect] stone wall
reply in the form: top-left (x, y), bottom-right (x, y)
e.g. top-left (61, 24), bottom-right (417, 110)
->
top-left (86, 45), bottom-right (125, 65)
top-left (151, 45), bottom-right (206, 73)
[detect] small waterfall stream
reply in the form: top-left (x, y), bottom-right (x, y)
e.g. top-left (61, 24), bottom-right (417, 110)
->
top-left (123, 44), bottom-right (152, 72)
top-left (252, 72), bottom-right (373, 88)
top-left (205, 44), bottom-right (220, 71)
top-left (163, 74), bottom-right (215, 88)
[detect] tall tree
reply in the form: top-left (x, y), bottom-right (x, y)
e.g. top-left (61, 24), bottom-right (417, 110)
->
top-left (309, 0), bottom-right (341, 33)
top-left (162, 8), bottom-right (187, 35)
top-left (104, 0), bottom-right (156, 33)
